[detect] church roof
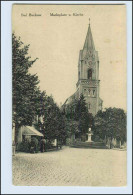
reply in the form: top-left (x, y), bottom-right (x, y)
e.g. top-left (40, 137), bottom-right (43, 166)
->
top-left (83, 24), bottom-right (95, 50)
top-left (82, 23), bottom-right (95, 58)
top-left (63, 93), bottom-right (76, 105)
top-left (99, 98), bottom-right (103, 104)
top-left (62, 90), bottom-right (79, 108)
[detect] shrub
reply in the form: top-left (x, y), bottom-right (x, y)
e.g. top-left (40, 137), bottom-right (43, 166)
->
top-left (94, 135), bottom-right (100, 142)
top-left (81, 135), bottom-right (86, 142)
top-left (17, 141), bottom-right (30, 153)
top-left (30, 137), bottom-right (39, 153)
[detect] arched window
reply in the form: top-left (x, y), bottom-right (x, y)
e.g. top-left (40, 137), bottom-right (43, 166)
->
top-left (88, 69), bottom-right (92, 80)
top-left (88, 103), bottom-right (91, 109)
top-left (93, 90), bottom-right (95, 96)
top-left (88, 89), bottom-right (91, 96)
top-left (84, 89), bottom-right (87, 95)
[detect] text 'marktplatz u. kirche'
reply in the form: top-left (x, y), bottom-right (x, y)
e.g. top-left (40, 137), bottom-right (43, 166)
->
top-left (63, 21), bottom-right (103, 116)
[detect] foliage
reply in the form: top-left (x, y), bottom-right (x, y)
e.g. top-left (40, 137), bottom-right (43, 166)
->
top-left (30, 137), bottom-right (39, 153)
top-left (17, 137), bottom-right (39, 153)
top-left (64, 98), bottom-right (78, 120)
top-left (12, 33), bottom-right (41, 140)
top-left (13, 33), bottom-right (68, 145)
top-left (93, 107), bottom-right (127, 142)
top-left (34, 95), bottom-right (67, 143)
top-left (17, 140), bottom-right (30, 153)
top-left (63, 94), bottom-right (94, 136)
top-left (65, 119), bottom-right (79, 137)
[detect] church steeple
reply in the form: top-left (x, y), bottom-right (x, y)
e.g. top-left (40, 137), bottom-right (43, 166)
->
top-left (64, 20), bottom-right (103, 117)
top-left (76, 19), bottom-right (102, 116)
top-left (82, 19), bottom-right (95, 58)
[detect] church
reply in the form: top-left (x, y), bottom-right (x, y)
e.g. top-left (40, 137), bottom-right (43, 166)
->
top-left (63, 21), bottom-right (103, 116)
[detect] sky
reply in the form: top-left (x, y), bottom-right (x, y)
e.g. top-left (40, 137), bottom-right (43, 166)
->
top-left (12, 4), bottom-right (126, 110)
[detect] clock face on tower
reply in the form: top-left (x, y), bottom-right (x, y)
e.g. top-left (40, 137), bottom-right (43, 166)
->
top-left (89, 61), bottom-right (92, 65)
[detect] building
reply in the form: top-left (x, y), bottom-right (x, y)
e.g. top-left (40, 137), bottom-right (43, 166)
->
top-left (63, 21), bottom-right (103, 116)
top-left (17, 126), bottom-right (43, 143)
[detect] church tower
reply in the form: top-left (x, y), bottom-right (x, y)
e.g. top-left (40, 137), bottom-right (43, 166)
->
top-left (76, 20), bottom-right (103, 116)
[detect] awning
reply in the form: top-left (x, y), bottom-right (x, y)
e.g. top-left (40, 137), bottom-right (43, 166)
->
top-left (22, 126), bottom-right (43, 137)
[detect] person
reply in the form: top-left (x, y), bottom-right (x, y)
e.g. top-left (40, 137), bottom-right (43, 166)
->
top-left (40, 138), bottom-right (46, 152)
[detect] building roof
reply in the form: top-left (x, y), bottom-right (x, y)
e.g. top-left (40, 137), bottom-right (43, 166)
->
top-left (22, 126), bottom-right (43, 137)
top-left (64, 93), bottom-right (75, 105)
top-left (63, 89), bottom-right (79, 107)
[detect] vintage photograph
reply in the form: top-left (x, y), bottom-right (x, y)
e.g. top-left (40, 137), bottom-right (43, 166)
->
top-left (12, 4), bottom-right (127, 186)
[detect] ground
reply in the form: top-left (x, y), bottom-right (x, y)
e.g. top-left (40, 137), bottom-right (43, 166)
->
top-left (12, 147), bottom-right (126, 186)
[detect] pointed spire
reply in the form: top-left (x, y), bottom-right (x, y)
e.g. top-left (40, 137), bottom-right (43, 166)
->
top-left (82, 19), bottom-right (95, 57)
top-left (89, 18), bottom-right (90, 26)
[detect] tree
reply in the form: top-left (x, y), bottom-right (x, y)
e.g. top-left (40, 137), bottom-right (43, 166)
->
top-left (63, 98), bottom-right (78, 120)
top-left (93, 110), bottom-right (107, 140)
top-left (94, 107), bottom-right (127, 143)
top-left (34, 95), bottom-right (67, 143)
top-left (75, 94), bottom-right (91, 135)
top-left (12, 33), bottom-right (67, 146)
top-left (65, 119), bottom-right (79, 138)
top-left (12, 33), bottom-right (40, 141)
top-left (63, 94), bottom-right (93, 137)
top-left (55, 113), bottom-right (67, 144)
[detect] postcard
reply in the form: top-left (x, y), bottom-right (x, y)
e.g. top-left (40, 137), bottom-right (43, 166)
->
top-left (12, 4), bottom-right (126, 186)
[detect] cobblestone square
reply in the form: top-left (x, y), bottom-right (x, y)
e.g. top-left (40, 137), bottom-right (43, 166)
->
top-left (12, 147), bottom-right (126, 186)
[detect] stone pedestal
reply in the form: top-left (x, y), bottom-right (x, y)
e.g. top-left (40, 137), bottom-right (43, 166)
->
top-left (87, 133), bottom-right (92, 142)
top-left (86, 133), bottom-right (93, 142)
top-left (86, 128), bottom-right (93, 142)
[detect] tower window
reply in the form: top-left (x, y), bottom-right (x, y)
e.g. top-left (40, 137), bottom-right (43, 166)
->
top-left (88, 89), bottom-right (91, 96)
top-left (84, 89), bottom-right (86, 94)
top-left (93, 90), bottom-right (95, 96)
top-left (88, 69), bottom-right (92, 80)
top-left (88, 103), bottom-right (91, 109)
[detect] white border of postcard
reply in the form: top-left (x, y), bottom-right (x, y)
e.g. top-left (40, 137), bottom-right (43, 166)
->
top-left (1, 1), bottom-right (132, 194)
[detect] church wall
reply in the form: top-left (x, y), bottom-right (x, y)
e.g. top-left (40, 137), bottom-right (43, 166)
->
top-left (96, 84), bottom-right (100, 113)
top-left (96, 60), bottom-right (99, 80)
top-left (80, 62), bottom-right (83, 79)
top-left (85, 97), bottom-right (97, 116)
top-left (79, 83), bottom-right (99, 116)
